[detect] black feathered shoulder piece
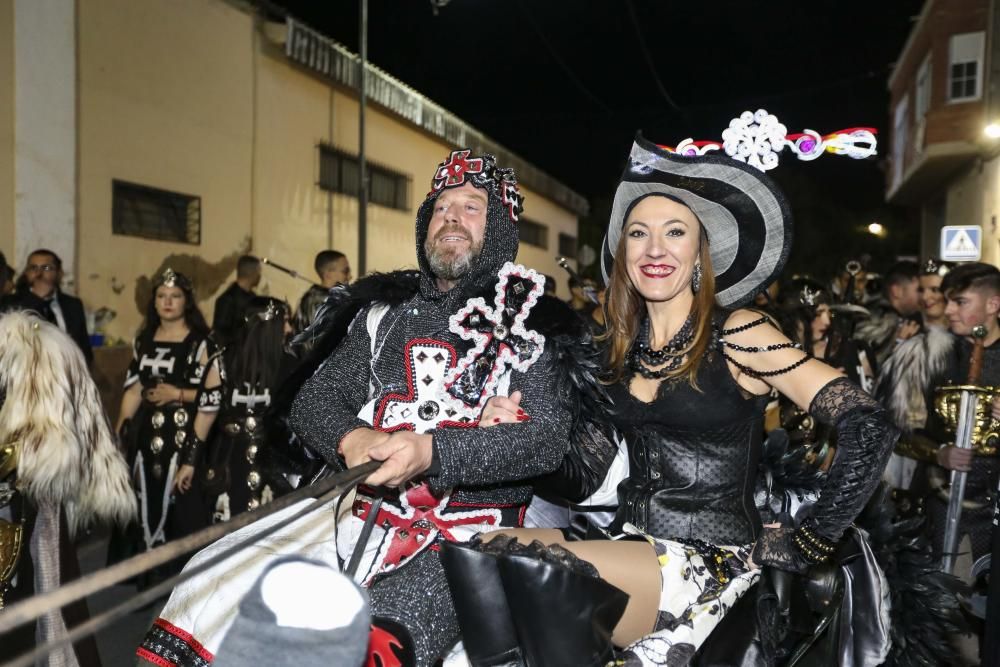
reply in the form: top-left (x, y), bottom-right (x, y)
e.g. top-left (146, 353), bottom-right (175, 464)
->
top-left (525, 296), bottom-right (619, 503)
top-left (276, 270), bottom-right (421, 412)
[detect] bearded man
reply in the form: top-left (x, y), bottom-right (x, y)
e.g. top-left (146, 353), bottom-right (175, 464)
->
top-left (139, 150), bottom-right (607, 667)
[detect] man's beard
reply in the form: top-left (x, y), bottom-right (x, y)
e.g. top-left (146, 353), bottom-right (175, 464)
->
top-left (425, 228), bottom-right (483, 282)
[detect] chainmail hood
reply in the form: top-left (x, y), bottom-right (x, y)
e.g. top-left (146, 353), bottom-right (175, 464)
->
top-left (415, 150), bottom-right (524, 304)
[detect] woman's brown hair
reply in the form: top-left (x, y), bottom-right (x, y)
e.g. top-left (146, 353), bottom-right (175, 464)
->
top-left (599, 202), bottom-right (717, 387)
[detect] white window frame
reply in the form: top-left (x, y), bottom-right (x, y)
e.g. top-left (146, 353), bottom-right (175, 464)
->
top-left (947, 32), bottom-right (985, 103)
top-left (915, 54), bottom-right (932, 118)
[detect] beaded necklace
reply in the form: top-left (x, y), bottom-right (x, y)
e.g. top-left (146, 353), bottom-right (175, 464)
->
top-left (628, 316), bottom-right (694, 379)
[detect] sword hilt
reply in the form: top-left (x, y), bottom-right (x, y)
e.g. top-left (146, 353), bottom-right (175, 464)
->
top-left (968, 325), bottom-right (989, 385)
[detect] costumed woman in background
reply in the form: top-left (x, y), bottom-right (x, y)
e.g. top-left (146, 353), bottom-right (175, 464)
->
top-left (446, 136), bottom-right (898, 665)
top-left (779, 278), bottom-right (875, 391)
top-left (177, 297), bottom-right (297, 522)
top-left (111, 269), bottom-right (213, 567)
top-left (775, 279), bottom-right (876, 467)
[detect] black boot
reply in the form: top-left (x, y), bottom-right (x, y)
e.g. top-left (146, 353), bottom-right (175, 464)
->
top-left (497, 542), bottom-right (629, 667)
top-left (440, 538), bottom-right (524, 666)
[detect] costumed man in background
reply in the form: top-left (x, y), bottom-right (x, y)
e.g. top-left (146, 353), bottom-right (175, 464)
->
top-left (0, 311), bottom-right (134, 666)
top-left (876, 259), bottom-right (956, 490)
top-left (139, 150), bottom-right (607, 667)
top-left (294, 249), bottom-right (352, 335)
top-left (0, 248), bottom-right (93, 364)
top-left (854, 260), bottom-right (921, 366)
top-left (920, 263), bottom-right (1000, 564)
top-left (212, 255), bottom-right (261, 347)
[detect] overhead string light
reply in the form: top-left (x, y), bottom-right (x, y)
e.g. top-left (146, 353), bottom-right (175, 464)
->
top-left (662, 108), bottom-right (877, 171)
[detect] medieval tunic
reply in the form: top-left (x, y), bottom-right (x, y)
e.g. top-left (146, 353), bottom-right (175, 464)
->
top-left (121, 332), bottom-right (210, 553)
top-left (196, 350), bottom-right (297, 520)
top-left (288, 268), bottom-right (573, 664)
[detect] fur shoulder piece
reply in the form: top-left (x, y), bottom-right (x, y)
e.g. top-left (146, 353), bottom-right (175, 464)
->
top-left (875, 328), bottom-right (956, 432)
top-left (0, 311), bottom-right (134, 532)
top-left (293, 270), bottom-right (421, 352)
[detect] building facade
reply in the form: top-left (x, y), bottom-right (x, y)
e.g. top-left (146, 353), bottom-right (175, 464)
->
top-left (887, 0), bottom-right (1000, 263)
top-left (0, 0), bottom-right (587, 343)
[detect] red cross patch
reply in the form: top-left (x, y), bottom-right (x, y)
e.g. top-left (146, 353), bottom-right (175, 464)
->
top-left (432, 150), bottom-right (484, 191)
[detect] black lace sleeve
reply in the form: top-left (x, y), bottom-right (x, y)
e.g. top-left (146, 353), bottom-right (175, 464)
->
top-left (753, 377), bottom-right (898, 572)
top-left (804, 376), bottom-right (898, 535)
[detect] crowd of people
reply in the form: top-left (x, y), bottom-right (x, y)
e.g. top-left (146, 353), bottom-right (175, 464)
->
top-left (1, 139), bottom-right (999, 667)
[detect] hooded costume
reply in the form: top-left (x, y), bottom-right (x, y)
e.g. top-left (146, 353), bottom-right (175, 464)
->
top-left (138, 150), bottom-right (607, 667)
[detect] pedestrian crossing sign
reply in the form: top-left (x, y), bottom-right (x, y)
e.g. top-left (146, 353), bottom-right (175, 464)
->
top-left (940, 225), bottom-right (982, 261)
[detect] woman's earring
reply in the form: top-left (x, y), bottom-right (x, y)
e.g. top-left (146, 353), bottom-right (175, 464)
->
top-left (692, 263), bottom-right (702, 293)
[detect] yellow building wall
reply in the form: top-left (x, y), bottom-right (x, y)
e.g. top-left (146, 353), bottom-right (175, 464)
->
top-left (516, 183), bottom-right (579, 292)
top-left (74, 0), bottom-right (579, 340)
top-left (0, 1), bottom-right (14, 261)
top-left (77, 0), bottom-right (255, 341)
top-left (251, 46), bottom-right (579, 306)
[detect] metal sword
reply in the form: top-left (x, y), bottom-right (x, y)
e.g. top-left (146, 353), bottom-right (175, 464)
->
top-left (556, 256), bottom-right (600, 305)
top-left (261, 257), bottom-right (322, 287)
top-left (941, 324), bottom-right (988, 573)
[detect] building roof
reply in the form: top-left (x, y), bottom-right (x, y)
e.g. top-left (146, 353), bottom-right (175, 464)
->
top-left (273, 14), bottom-right (590, 217)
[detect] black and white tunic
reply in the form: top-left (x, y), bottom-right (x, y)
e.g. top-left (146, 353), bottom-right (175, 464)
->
top-left (123, 332), bottom-right (209, 551)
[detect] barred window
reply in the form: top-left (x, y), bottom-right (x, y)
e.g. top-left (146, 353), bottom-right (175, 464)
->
top-left (518, 218), bottom-right (548, 249)
top-left (318, 144), bottom-right (409, 211)
top-left (558, 232), bottom-right (577, 259)
top-left (112, 180), bottom-right (201, 245)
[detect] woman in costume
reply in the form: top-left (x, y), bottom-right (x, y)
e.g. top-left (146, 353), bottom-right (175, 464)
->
top-left (113, 269), bottom-right (212, 559)
top-left (779, 278), bottom-right (875, 390)
top-left (178, 297), bottom-right (297, 521)
top-left (446, 136), bottom-right (897, 665)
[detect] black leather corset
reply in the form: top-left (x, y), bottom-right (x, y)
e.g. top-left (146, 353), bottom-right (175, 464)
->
top-left (612, 416), bottom-right (764, 546)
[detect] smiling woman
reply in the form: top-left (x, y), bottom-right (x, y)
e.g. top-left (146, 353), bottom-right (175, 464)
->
top-left (457, 136), bottom-right (898, 665)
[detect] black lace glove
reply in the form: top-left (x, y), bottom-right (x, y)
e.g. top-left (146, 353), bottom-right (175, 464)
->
top-left (756, 379), bottom-right (898, 569)
top-left (752, 524), bottom-right (810, 574)
top-left (807, 378), bottom-right (898, 540)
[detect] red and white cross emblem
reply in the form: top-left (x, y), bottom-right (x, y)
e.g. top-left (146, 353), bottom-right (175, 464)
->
top-left (432, 149), bottom-right (484, 191)
top-left (353, 483), bottom-right (503, 584)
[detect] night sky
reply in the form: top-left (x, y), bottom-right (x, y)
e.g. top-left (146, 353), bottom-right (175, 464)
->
top-left (274, 0), bottom-right (925, 279)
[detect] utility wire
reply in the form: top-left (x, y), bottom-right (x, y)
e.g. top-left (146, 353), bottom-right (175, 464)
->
top-left (624, 0), bottom-right (684, 116)
top-left (515, 0), bottom-right (613, 115)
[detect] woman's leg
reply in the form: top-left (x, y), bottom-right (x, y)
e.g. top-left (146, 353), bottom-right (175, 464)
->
top-left (485, 528), bottom-right (661, 646)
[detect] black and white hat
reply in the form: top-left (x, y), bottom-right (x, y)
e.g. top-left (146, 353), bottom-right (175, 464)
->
top-left (602, 134), bottom-right (793, 308)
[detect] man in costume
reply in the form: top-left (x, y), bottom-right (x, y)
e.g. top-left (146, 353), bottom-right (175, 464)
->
top-left (139, 150), bottom-right (603, 667)
top-left (212, 255), bottom-right (261, 346)
top-left (918, 263), bottom-right (1000, 563)
top-left (876, 259), bottom-right (956, 490)
top-left (854, 260), bottom-right (921, 366)
top-left (294, 249), bottom-right (352, 334)
top-left (0, 311), bottom-right (134, 666)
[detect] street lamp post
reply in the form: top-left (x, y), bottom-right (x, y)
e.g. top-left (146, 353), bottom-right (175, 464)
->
top-left (358, 0), bottom-right (368, 276)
